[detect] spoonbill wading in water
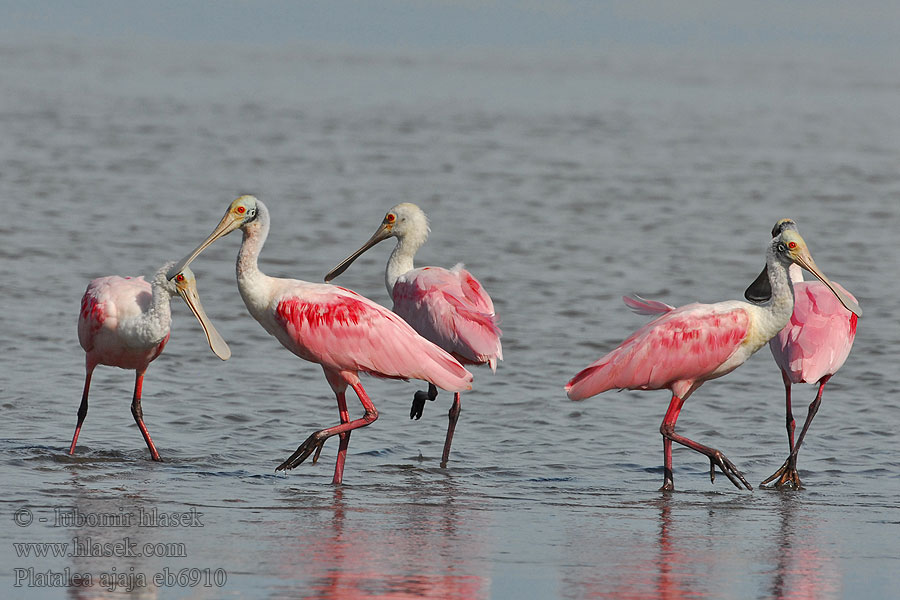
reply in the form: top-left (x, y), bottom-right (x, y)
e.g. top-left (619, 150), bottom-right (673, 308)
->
top-left (745, 219), bottom-right (860, 489)
top-left (167, 196), bottom-right (473, 484)
top-left (324, 203), bottom-right (502, 468)
top-left (72, 264), bottom-right (231, 459)
top-left (565, 227), bottom-right (861, 491)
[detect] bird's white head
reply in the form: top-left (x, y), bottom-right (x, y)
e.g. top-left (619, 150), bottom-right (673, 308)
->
top-left (382, 202), bottom-right (430, 242)
top-left (162, 265), bottom-right (232, 360)
top-left (324, 202), bottom-right (430, 283)
top-left (745, 225), bottom-right (861, 317)
top-left (167, 195), bottom-right (262, 279)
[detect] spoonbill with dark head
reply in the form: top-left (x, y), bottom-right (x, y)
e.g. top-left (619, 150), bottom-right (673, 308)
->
top-left (71, 263), bottom-right (231, 459)
top-left (745, 218), bottom-right (860, 489)
top-left (566, 227), bottom-right (861, 491)
top-left (167, 196), bottom-right (473, 484)
top-left (324, 202), bottom-right (502, 468)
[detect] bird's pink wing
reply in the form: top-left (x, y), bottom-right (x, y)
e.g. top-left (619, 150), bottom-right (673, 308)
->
top-left (566, 304), bottom-right (750, 400)
top-left (78, 276), bottom-right (146, 351)
top-left (392, 266), bottom-right (502, 368)
top-left (450, 264), bottom-right (495, 314)
top-left (769, 281), bottom-right (858, 384)
top-left (78, 280), bottom-right (108, 353)
top-left (274, 286), bottom-right (472, 392)
top-left (78, 275), bottom-right (162, 366)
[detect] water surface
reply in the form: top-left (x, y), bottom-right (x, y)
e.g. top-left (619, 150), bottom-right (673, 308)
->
top-left (2, 38), bottom-right (899, 599)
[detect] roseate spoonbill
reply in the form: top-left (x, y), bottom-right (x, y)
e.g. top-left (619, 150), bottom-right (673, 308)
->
top-left (71, 264), bottom-right (230, 459)
top-left (167, 196), bottom-right (473, 484)
top-left (323, 203), bottom-right (502, 468)
top-left (746, 219), bottom-right (859, 489)
top-left (565, 228), bottom-right (861, 491)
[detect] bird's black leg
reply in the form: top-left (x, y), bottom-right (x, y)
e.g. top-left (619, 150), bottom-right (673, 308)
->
top-left (762, 375), bottom-right (830, 489)
top-left (68, 367), bottom-right (94, 455)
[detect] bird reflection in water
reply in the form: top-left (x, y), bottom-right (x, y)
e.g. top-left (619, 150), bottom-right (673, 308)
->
top-left (59, 474), bottom-right (164, 599)
top-left (275, 483), bottom-right (489, 599)
top-left (766, 495), bottom-right (840, 600)
top-left (653, 497), bottom-right (704, 600)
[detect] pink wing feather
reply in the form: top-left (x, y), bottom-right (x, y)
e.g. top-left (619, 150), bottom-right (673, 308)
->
top-left (622, 294), bottom-right (676, 316)
top-left (769, 281), bottom-right (858, 384)
top-left (274, 285), bottom-right (472, 392)
top-left (566, 304), bottom-right (750, 400)
top-left (392, 265), bottom-right (502, 369)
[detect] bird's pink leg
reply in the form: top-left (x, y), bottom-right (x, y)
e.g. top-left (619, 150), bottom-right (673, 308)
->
top-left (130, 371), bottom-right (161, 461)
top-left (660, 396), bottom-right (682, 491)
top-left (439, 392), bottom-right (461, 468)
top-left (659, 394), bottom-right (752, 491)
top-left (332, 391), bottom-right (351, 485)
top-left (68, 366), bottom-right (94, 455)
top-left (275, 381), bottom-right (379, 479)
top-left (762, 374), bottom-right (831, 489)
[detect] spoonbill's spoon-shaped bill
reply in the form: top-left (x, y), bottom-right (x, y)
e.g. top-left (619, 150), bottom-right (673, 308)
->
top-left (166, 200), bottom-right (259, 280)
top-left (172, 268), bottom-right (231, 360)
top-left (744, 230), bottom-right (861, 317)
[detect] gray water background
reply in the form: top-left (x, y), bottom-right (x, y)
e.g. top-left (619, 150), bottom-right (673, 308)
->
top-left (1, 34), bottom-right (899, 599)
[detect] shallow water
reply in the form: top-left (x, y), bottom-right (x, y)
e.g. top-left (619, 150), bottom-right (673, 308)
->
top-left (2, 38), bottom-right (899, 598)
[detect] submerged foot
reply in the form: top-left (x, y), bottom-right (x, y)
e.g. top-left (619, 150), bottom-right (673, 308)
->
top-left (761, 459), bottom-right (803, 489)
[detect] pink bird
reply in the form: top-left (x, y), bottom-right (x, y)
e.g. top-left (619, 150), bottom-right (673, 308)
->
top-left (324, 202), bottom-right (502, 467)
top-left (167, 196), bottom-right (473, 484)
top-left (72, 264), bottom-right (230, 459)
top-left (747, 219), bottom-right (859, 489)
top-left (565, 227), bottom-right (861, 491)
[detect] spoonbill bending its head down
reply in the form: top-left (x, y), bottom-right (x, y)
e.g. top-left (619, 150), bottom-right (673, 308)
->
top-left (324, 203), bottom-right (502, 468)
top-left (167, 196), bottom-right (473, 484)
top-left (745, 218), bottom-right (860, 489)
top-left (72, 264), bottom-right (230, 459)
top-left (565, 226), bottom-right (861, 491)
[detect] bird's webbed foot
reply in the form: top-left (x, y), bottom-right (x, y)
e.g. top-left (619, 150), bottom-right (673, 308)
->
top-left (761, 458), bottom-right (803, 489)
top-left (410, 385), bottom-right (439, 420)
top-left (708, 450), bottom-right (753, 491)
top-left (275, 429), bottom-right (328, 472)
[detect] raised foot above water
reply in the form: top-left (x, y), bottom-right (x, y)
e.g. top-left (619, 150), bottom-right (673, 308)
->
top-left (275, 430), bottom-right (328, 472)
top-left (708, 450), bottom-right (753, 490)
top-left (410, 385), bottom-right (438, 420)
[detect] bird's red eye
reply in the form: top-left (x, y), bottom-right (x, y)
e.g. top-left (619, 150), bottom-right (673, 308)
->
top-left (175, 274), bottom-right (185, 282)
top-left (236, 206), bottom-right (246, 214)
top-left (385, 213), bottom-right (396, 223)
top-left (788, 241), bottom-right (797, 249)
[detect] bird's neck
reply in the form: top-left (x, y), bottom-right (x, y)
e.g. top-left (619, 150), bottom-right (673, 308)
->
top-left (385, 234), bottom-right (423, 295)
top-left (124, 273), bottom-right (174, 347)
top-left (236, 202), bottom-right (274, 318)
top-left (237, 222), bottom-right (266, 282)
top-left (758, 253), bottom-right (796, 338)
